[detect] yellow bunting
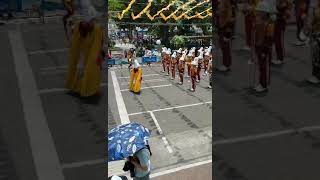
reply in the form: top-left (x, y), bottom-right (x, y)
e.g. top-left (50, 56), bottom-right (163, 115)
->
top-left (117, 0), bottom-right (212, 21)
top-left (160, 0), bottom-right (196, 21)
top-left (131, 0), bottom-right (153, 20)
top-left (117, 0), bottom-right (136, 20)
top-left (146, 0), bottom-right (178, 20)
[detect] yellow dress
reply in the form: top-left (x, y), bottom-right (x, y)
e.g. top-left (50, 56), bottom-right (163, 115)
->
top-left (129, 68), bottom-right (142, 93)
top-left (65, 23), bottom-right (104, 97)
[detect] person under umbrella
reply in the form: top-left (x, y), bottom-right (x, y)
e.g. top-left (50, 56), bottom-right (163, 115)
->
top-left (108, 123), bottom-right (152, 180)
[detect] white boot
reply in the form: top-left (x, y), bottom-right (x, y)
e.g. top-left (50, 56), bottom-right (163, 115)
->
top-left (271, 59), bottom-right (283, 65)
top-left (307, 76), bottom-right (320, 84)
top-left (217, 65), bottom-right (229, 72)
top-left (254, 84), bottom-right (267, 92)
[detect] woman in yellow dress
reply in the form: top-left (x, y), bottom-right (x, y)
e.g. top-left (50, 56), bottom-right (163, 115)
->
top-left (65, 6), bottom-right (104, 99)
top-left (129, 60), bottom-right (142, 94)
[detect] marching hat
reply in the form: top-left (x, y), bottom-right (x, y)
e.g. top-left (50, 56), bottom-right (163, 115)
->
top-left (171, 52), bottom-right (177, 58)
top-left (162, 47), bottom-right (167, 52)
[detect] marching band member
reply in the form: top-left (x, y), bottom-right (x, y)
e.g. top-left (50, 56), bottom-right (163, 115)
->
top-left (171, 51), bottom-right (177, 80)
top-left (307, 0), bottom-right (320, 84)
top-left (129, 59), bottom-right (142, 93)
top-left (203, 46), bottom-right (213, 76)
top-left (208, 58), bottom-right (213, 89)
top-left (272, 0), bottom-right (292, 65)
top-left (186, 49), bottom-right (193, 77)
top-left (196, 48), bottom-right (204, 83)
top-left (161, 47), bottom-right (167, 73)
top-left (178, 52), bottom-right (187, 85)
top-left (217, 0), bottom-right (235, 72)
top-left (190, 57), bottom-right (199, 92)
top-left (231, 0), bottom-right (238, 38)
top-left (243, 0), bottom-right (259, 50)
top-left (294, 0), bottom-right (310, 46)
top-left (253, 1), bottom-right (275, 92)
top-left (176, 48), bottom-right (183, 71)
top-left (166, 48), bottom-right (172, 76)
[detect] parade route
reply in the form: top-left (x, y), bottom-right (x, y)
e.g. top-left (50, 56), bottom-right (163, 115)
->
top-left (108, 64), bottom-right (212, 178)
top-left (213, 10), bottom-right (320, 180)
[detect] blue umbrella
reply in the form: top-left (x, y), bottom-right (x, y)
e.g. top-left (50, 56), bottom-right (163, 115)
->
top-left (108, 122), bottom-right (151, 162)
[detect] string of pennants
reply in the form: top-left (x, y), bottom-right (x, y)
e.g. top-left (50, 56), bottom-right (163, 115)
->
top-left (117, 0), bottom-right (213, 21)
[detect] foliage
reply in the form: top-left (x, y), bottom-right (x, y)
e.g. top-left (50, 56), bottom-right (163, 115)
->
top-left (170, 35), bottom-right (186, 48)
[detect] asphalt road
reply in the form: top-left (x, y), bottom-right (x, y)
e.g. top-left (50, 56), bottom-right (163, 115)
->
top-left (107, 64), bottom-right (212, 178)
top-left (213, 10), bottom-right (320, 180)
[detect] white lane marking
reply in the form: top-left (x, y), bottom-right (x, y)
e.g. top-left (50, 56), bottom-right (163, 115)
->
top-left (118, 73), bottom-right (160, 79)
top-left (149, 111), bottom-right (163, 135)
top-left (62, 158), bottom-right (105, 169)
top-left (28, 48), bottom-right (69, 55)
top-left (213, 125), bottom-right (320, 146)
top-left (120, 84), bottom-right (172, 92)
top-left (38, 83), bottom-right (108, 94)
top-left (120, 78), bottom-right (166, 86)
top-left (40, 65), bottom-right (68, 71)
top-left (150, 159), bottom-right (212, 178)
top-left (149, 112), bottom-right (173, 153)
top-left (128, 101), bottom-right (212, 116)
top-left (111, 71), bottom-right (130, 124)
top-left (40, 69), bottom-right (67, 75)
top-left (161, 137), bottom-right (173, 153)
top-left (9, 29), bottom-right (65, 180)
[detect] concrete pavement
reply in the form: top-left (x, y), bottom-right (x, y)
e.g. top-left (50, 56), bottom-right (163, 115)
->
top-left (107, 64), bottom-right (212, 179)
top-left (213, 10), bottom-right (320, 180)
top-left (1, 20), bottom-right (106, 180)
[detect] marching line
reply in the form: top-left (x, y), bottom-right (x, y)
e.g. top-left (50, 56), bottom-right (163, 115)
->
top-left (38, 83), bottom-right (108, 94)
top-left (120, 78), bottom-right (166, 86)
top-left (118, 73), bottom-right (160, 79)
top-left (28, 48), bottom-right (69, 55)
top-left (128, 101), bottom-right (212, 116)
top-left (62, 158), bottom-right (105, 169)
top-left (111, 71), bottom-right (130, 124)
top-left (9, 28), bottom-right (65, 180)
top-left (150, 159), bottom-right (212, 178)
top-left (213, 125), bottom-right (320, 146)
top-left (120, 84), bottom-right (172, 92)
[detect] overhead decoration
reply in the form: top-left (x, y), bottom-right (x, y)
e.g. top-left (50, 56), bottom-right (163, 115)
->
top-left (117, 0), bottom-right (213, 21)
